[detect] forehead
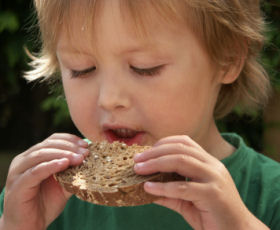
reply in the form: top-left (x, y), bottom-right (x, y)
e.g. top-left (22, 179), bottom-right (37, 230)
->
top-left (57, 0), bottom-right (191, 56)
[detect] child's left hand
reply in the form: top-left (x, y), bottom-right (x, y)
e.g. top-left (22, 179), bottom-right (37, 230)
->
top-left (134, 135), bottom-right (269, 230)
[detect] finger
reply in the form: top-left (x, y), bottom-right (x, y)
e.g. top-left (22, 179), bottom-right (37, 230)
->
top-left (134, 154), bottom-right (210, 180)
top-left (27, 133), bottom-right (89, 154)
top-left (144, 181), bottom-right (206, 201)
top-left (48, 133), bottom-right (89, 147)
top-left (13, 148), bottom-right (87, 175)
top-left (153, 135), bottom-right (217, 163)
top-left (48, 175), bottom-right (73, 200)
top-left (154, 135), bottom-right (200, 149)
top-left (33, 138), bottom-right (89, 157)
top-left (16, 158), bottom-right (70, 200)
top-left (134, 142), bottom-right (206, 163)
top-left (61, 185), bottom-right (73, 200)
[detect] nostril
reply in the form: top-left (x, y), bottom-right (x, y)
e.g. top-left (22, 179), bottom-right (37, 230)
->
top-left (97, 94), bottom-right (128, 111)
top-left (97, 83), bottom-right (130, 110)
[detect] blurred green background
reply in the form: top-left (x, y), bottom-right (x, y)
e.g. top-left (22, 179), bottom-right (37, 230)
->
top-left (0, 0), bottom-right (279, 191)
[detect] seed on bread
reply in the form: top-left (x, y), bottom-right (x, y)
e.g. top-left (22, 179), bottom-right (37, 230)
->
top-left (54, 141), bottom-right (185, 206)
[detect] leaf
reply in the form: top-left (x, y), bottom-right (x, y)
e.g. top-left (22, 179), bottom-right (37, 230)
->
top-left (0, 11), bottom-right (19, 33)
top-left (41, 95), bottom-right (71, 126)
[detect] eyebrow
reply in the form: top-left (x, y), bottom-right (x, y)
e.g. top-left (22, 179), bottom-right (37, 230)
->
top-left (57, 43), bottom-right (171, 67)
top-left (57, 42), bottom-right (160, 56)
top-left (56, 46), bottom-right (93, 56)
top-left (119, 43), bottom-right (159, 54)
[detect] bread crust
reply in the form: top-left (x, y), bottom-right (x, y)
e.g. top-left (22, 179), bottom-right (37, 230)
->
top-left (54, 141), bottom-right (185, 207)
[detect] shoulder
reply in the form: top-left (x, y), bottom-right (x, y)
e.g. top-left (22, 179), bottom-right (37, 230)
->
top-left (222, 133), bottom-right (280, 228)
top-left (222, 132), bottom-right (280, 172)
top-left (255, 154), bottom-right (280, 229)
top-left (222, 132), bottom-right (280, 188)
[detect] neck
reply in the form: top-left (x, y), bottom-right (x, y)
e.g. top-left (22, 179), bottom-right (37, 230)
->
top-left (197, 120), bottom-right (235, 160)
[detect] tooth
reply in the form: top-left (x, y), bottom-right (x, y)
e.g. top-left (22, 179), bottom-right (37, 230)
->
top-left (120, 129), bottom-right (126, 136)
top-left (114, 128), bottom-right (136, 138)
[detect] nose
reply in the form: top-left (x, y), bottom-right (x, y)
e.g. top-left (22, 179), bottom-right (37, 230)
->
top-left (97, 76), bottom-right (131, 111)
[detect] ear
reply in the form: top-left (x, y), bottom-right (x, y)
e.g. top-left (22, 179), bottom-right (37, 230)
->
top-left (220, 54), bottom-right (246, 84)
top-left (219, 39), bottom-right (248, 84)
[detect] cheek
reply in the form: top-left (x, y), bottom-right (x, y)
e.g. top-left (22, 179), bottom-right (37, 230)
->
top-left (65, 92), bottom-right (91, 125)
top-left (67, 95), bottom-right (100, 139)
top-left (62, 78), bottom-right (100, 136)
top-left (143, 80), bottom-right (217, 137)
top-left (62, 74), bottom-right (96, 113)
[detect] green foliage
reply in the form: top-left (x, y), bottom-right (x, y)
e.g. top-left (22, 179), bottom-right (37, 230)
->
top-left (0, 2), bottom-right (31, 121)
top-left (262, 1), bottom-right (280, 90)
top-left (0, 11), bottom-right (19, 33)
top-left (41, 95), bottom-right (70, 126)
top-left (40, 80), bottom-right (70, 127)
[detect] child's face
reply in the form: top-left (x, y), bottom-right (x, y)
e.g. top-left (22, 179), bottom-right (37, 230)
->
top-left (57, 1), bottom-right (223, 146)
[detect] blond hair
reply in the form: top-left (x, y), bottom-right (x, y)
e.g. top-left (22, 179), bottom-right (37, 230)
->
top-left (26, 0), bottom-right (271, 118)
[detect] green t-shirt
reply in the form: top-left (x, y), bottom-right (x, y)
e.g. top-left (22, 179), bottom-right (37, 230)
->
top-left (1, 133), bottom-right (280, 229)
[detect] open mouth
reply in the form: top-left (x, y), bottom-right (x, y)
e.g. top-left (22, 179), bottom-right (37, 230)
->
top-left (104, 128), bottom-right (145, 146)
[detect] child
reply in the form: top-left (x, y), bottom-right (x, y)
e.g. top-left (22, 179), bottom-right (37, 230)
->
top-left (0, 0), bottom-right (279, 229)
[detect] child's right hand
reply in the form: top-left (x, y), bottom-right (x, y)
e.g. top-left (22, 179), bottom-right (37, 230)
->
top-left (0, 133), bottom-right (89, 230)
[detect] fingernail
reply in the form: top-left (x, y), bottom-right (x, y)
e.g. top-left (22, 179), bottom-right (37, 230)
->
top-left (73, 154), bottom-right (83, 161)
top-left (78, 139), bottom-right (89, 147)
top-left (134, 153), bottom-right (142, 162)
top-left (145, 182), bottom-right (155, 188)
top-left (134, 162), bottom-right (145, 170)
top-left (78, 148), bottom-right (89, 155)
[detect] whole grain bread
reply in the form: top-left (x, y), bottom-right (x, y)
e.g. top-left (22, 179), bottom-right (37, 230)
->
top-left (54, 141), bottom-right (185, 207)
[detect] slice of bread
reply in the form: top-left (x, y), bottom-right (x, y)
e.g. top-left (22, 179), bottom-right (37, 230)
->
top-left (54, 141), bottom-right (185, 207)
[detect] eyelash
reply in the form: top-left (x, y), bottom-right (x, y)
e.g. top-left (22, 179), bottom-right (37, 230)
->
top-left (70, 65), bottom-right (163, 78)
top-left (130, 65), bottom-right (163, 76)
top-left (70, 66), bottom-right (96, 78)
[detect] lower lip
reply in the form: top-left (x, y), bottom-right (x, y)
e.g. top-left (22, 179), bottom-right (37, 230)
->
top-left (104, 130), bottom-right (145, 146)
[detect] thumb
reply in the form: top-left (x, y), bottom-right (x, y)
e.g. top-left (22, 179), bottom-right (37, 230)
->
top-left (51, 175), bottom-right (73, 200)
top-left (62, 187), bottom-right (73, 200)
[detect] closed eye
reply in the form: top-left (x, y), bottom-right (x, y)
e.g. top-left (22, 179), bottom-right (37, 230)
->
top-left (130, 65), bottom-right (164, 76)
top-left (70, 66), bottom-right (96, 78)
top-left (70, 65), bottom-right (164, 78)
